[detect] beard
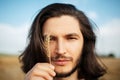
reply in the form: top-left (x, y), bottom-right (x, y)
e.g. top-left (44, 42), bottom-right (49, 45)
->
top-left (55, 63), bottom-right (78, 78)
top-left (52, 55), bottom-right (80, 78)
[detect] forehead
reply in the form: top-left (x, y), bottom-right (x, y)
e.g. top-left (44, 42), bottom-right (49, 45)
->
top-left (43, 15), bottom-right (82, 35)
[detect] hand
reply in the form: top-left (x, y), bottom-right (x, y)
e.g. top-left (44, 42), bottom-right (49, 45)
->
top-left (24, 63), bottom-right (56, 80)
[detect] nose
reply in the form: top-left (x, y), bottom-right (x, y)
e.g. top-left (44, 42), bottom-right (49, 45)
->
top-left (55, 39), bottom-right (66, 55)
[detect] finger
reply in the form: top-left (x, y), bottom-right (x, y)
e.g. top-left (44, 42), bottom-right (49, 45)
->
top-left (33, 69), bottom-right (53, 80)
top-left (35, 63), bottom-right (56, 76)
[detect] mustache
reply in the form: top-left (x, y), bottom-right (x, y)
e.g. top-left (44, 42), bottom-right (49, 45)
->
top-left (51, 55), bottom-right (73, 61)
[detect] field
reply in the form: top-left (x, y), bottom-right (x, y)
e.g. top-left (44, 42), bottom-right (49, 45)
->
top-left (0, 55), bottom-right (24, 80)
top-left (0, 55), bottom-right (120, 80)
top-left (100, 58), bottom-right (120, 80)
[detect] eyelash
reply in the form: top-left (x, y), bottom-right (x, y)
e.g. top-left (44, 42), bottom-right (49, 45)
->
top-left (67, 37), bottom-right (77, 40)
top-left (44, 36), bottom-right (78, 42)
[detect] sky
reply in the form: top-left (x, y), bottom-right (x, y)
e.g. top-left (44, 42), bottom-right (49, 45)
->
top-left (0, 0), bottom-right (120, 57)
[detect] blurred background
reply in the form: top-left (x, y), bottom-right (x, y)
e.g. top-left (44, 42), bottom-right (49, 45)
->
top-left (0, 0), bottom-right (120, 80)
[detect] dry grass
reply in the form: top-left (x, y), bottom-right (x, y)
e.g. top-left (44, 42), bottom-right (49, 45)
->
top-left (0, 56), bottom-right (120, 80)
top-left (100, 58), bottom-right (120, 80)
top-left (0, 56), bottom-right (25, 80)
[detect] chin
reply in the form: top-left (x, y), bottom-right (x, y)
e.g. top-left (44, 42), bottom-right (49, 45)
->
top-left (54, 65), bottom-right (71, 73)
top-left (55, 65), bottom-right (78, 78)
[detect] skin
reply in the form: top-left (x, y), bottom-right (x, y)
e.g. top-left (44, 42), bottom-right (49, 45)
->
top-left (25, 15), bottom-right (84, 80)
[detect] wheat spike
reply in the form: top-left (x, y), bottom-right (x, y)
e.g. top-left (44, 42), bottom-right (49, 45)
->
top-left (45, 35), bottom-right (51, 64)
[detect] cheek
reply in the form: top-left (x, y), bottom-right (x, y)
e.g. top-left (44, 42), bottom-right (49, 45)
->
top-left (67, 41), bottom-right (83, 59)
top-left (68, 41), bottom-right (83, 52)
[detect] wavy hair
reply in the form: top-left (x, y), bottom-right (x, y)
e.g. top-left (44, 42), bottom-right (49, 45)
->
top-left (19, 3), bottom-right (106, 80)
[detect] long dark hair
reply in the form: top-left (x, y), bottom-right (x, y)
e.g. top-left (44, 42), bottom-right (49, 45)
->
top-left (19, 3), bottom-right (106, 80)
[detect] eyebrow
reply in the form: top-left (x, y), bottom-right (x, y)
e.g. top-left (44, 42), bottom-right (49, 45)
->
top-left (43, 33), bottom-right (81, 38)
top-left (65, 33), bottom-right (81, 38)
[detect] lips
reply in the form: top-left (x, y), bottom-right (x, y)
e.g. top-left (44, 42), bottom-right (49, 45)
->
top-left (51, 55), bottom-right (72, 66)
top-left (53, 59), bottom-right (70, 66)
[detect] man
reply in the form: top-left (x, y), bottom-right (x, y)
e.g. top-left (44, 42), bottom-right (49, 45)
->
top-left (19, 3), bottom-right (106, 80)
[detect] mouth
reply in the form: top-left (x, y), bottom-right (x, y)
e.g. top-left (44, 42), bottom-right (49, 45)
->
top-left (51, 55), bottom-right (72, 66)
top-left (52, 59), bottom-right (71, 66)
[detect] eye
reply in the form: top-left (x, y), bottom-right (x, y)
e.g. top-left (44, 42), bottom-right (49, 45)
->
top-left (67, 37), bottom-right (77, 40)
top-left (43, 35), bottom-right (57, 42)
top-left (49, 36), bottom-right (56, 41)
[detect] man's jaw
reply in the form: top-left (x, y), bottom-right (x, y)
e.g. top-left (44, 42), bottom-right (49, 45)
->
top-left (51, 55), bottom-right (79, 78)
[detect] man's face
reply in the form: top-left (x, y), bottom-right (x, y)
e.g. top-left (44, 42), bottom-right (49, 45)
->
top-left (43, 15), bottom-right (84, 77)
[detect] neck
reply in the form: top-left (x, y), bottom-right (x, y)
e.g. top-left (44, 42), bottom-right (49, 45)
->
top-left (54, 70), bottom-right (78, 80)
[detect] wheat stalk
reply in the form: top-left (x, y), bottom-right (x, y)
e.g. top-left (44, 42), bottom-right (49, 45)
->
top-left (45, 35), bottom-right (51, 64)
